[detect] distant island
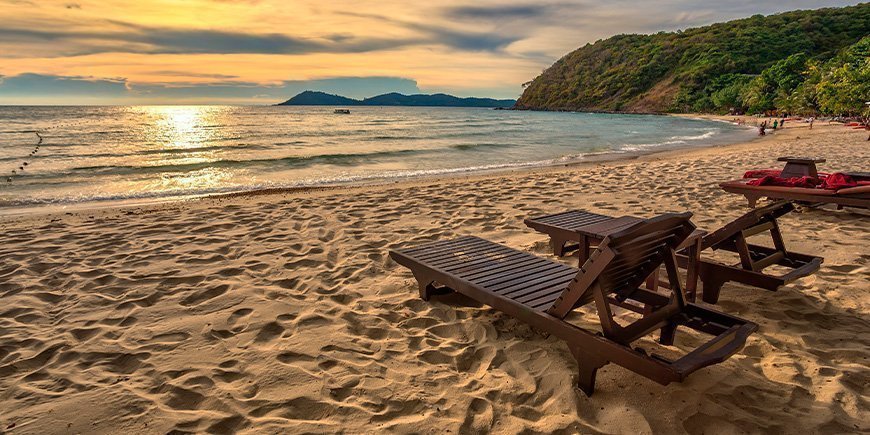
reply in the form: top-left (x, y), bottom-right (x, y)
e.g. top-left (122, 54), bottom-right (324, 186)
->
top-left (516, 3), bottom-right (869, 115)
top-left (277, 91), bottom-right (515, 108)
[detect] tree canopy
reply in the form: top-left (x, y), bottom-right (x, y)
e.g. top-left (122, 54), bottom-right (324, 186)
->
top-left (515, 3), bottom-right (870, 115)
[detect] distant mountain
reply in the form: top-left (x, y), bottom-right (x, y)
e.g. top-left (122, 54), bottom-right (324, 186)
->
top-left (277, 91), bottom-right (515, 107)
top-left (516, 3), bottom-right (870, 114)
top-left (278, 91), bottom-right (358, 106)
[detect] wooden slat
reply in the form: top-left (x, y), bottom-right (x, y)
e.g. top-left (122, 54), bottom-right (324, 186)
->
top-left (497, 269), bottom-right (579, 296)
top-left (494, 267), bottom-right (577, 295)
top-left (515, 284), bottom-right (570, 305)
top-left (751, 251), bottom-right (786, 271)
top-left (740, 221), bottom-right (774, 238)
top-left (452, 253), bottom-right (540, 283)
top-left (404, 237), bottom-right (492, 260)
top-left (551, 214), bottom-right (612, 227)
top-left (440, 249), bottom-right (528, 272)
top-left (461, 255), bottom-right (552, 281)
top-left (416, 238), bottom-right (505, 261)
top-left (476, 261), bottom-right (567, 287)
top-left (422, 245), bottom-right (508, 267)
top-left (400, 236), bottom-right (479, 255)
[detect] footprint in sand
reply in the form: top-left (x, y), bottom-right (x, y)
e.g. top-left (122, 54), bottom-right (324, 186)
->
top-left (180, 284), bottom-right (230, 307)
top-left (151, 331), bottom-right (191, 344)
top-left (227, 308), bottom-right (254, 332)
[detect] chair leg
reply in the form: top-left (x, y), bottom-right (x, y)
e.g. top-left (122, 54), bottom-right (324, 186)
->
top-left (701, 275), bottom-right (726, 304)
top-left (412, 271), bottom-right (437, 300)
top-left (659, 321), bottom-right (678, 346)
top-left (570, 346), bottom-right (608, 397)
top-left (551, 237), bottom-right (567, 256)
top-left (745, 194), bottom-right (759, 208)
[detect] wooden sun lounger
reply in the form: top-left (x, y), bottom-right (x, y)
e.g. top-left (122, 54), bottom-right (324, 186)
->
top-left (389, 214), bottom-right (757, 396)
top-left (720, 179), bottom-right (870, 209)
top-left (693, 201), bottom-right (823, 302)
top-left (525, 201), bottom-right (822, 304)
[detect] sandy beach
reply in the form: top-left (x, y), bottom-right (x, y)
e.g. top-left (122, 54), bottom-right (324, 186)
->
top-left (0, 118), bottom-right (867, 434)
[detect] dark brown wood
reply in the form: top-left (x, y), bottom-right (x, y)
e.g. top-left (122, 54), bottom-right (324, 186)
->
top-left (777, 156), bottom-right (825, 178)
top-left (720, 179), bottom-right (870, 209)
top-left (525, 201), bottom-right (822, 304)
top-left (696, 201), bottom-right (823, 302)
top-left (526, 212), bottom-right (703, 300)
top-left (389, 223), bottom-right (757, 396)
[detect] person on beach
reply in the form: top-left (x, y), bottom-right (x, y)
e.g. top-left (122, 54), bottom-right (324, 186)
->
top-left (759, 121), bottom-right (767, 136)
top-left (809, 117), bottom-right (814, 129)
top-left (772, 119), bottom-right (778, 130)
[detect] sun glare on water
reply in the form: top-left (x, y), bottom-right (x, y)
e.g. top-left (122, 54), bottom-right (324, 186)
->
top-left (132, 106), bottom-right (236, 192)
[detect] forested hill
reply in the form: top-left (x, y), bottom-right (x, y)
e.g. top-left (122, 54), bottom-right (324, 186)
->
top-left (515, 3), bottom-right (870, 115)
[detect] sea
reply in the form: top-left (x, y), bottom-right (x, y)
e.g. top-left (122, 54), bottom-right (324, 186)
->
top-left (0, 106), bottom-right (755, 214)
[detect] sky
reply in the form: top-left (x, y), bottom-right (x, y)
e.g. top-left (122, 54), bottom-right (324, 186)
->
top-left (0, 0), bottom-right (863, 105)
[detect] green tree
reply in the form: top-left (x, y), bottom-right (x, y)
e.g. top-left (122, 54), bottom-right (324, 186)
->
top-left (743, 53), bottom-right (809, 114)
top-left (816, 37), bottom-right (870, 115)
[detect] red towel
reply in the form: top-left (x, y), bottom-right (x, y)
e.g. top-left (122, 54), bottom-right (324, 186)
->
top-left (747, 175), bottom-right (822, 188)
top-left (822, 173), bottom-right (858, 190)
top-left (743, 169), bottom-right (781, 178)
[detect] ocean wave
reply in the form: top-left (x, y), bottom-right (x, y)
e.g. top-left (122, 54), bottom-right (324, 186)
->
top-left (670, 130), bottom-right (717, 141)
top-left (0, 153), bottom-right (598, 211)
top-left (450, 142), bottom-right (516, 151)
top-left (67, 148), bottom-right (434, 175)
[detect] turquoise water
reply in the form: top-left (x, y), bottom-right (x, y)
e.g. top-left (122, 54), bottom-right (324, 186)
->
top-left (0, 106), bottom-right (754, 212)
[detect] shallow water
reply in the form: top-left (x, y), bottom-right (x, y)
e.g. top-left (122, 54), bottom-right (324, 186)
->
top-left (0, 106), bottom-right (754, 213)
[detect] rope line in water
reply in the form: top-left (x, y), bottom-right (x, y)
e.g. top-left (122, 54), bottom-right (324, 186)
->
top-left (5, 131), bottom-right (42, 184)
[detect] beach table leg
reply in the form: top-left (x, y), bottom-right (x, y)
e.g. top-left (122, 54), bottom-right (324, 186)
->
top-left (685, 238), bottom-right (702, 302)
top-left (578, 235), bottom-right (590, 265)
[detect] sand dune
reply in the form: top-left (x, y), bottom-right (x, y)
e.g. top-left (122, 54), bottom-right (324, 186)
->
top-left (0, 120), bottom-right (868, 433)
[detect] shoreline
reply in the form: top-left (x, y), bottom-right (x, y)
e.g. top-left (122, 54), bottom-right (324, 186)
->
top-left (1, 113), bottom-right (757, 218)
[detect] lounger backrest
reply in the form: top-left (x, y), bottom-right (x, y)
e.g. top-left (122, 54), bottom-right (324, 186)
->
top-left (547, 212), bottom-right (695, 318)
top-left (702, 200), bottom-right (792, 250)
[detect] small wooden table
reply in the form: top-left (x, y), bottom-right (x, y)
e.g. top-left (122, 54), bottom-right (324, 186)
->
top-left (778, 156), bottom-right (825, 178)
top-left (526, 210), bottom-right (705, 301)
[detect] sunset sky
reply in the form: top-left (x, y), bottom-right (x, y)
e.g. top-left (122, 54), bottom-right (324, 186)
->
top-left (0, 0), bottom-right (861, 104)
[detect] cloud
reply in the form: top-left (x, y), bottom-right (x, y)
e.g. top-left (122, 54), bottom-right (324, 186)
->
top-left (0, 73), bottom-right (422, 104)
top-left (0, 22), bottom-right (416, 57)
top-left (336, 11), bottom-right (523, 52)
top-left (0, 11), bottom-right (525, 59)
top-left (0, 73), bottom-right (127, 96)
top-left (443, 4), bottom-right (550, 21)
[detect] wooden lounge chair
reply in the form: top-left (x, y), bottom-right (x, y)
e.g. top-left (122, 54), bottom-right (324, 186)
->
top-left (720, 179), bottom-right (870, 209)
top-left (524, 201), bottom-right (822, 304)
top-left (389, 213), bottom-right (757, 396)
top-left (720, 156), bottom-right (870, 209)
top-left (693, 201), bottom-right (822, 302)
